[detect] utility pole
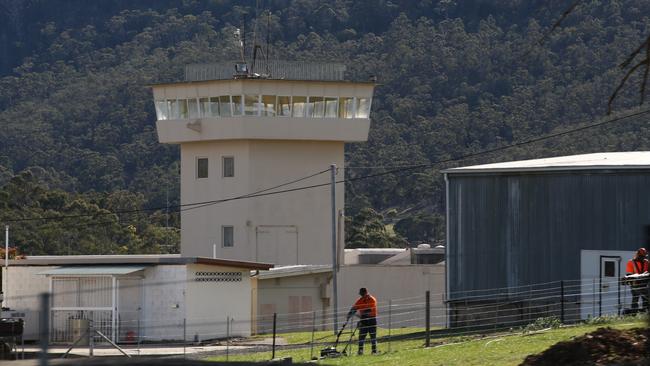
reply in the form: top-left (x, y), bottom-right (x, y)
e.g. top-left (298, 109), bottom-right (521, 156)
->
top-left (330, 164), bottom-right (338, 334)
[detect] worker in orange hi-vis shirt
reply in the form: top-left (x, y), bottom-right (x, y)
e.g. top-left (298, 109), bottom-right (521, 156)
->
top-left (346, 287), bottom-right (377, 355)
top-left (625, 248), bottom-right (649, 311)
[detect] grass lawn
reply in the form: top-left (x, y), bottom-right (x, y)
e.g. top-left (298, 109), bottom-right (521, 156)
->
top-left (208, 317), bottom-right (647, 365)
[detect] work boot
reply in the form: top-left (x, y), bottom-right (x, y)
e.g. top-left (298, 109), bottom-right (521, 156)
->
top-left (357, 348), bottom-right (363, 356)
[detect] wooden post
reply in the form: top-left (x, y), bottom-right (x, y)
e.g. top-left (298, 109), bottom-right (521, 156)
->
top-left (271, 313), bottom-right (277, 359)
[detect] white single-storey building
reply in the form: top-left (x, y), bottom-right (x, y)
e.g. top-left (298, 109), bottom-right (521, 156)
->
top-left (255, 247), bottom-right (446, 333)
top-left (2, 255), bottom-right (271, 343)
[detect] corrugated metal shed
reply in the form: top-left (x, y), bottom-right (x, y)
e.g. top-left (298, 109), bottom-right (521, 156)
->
top-left (444, 152), bottom-right (650, 300)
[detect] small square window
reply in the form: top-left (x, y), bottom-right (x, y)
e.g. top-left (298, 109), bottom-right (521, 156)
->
top-left (223, 156), bottom-right (234, 177)
top-left (197, 158), bottom-right (208, 179)
top-left (222, 226), bottom-right (234, 247)
top-left (604, 261), bottom-right (616, 277)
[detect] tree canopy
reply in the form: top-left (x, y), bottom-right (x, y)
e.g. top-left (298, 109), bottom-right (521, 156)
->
top-left (1, 1), bottom-right (649, 252)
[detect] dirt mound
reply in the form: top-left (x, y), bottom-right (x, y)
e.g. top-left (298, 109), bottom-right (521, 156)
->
top-left (520, 327), bottom-right (649, 366)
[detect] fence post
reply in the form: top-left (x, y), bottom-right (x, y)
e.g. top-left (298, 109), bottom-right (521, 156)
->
top-left (592, 278), bottom-right (596, 318)
top-left (183, 318), bottom-right (186, 359)
top-left (137, 318), bottom-right (141, 356)
top-left (89, 319), bottom-right (94, 357)
top-left (560, 280), bottom-right (564, 323)
top-left (310, 311), bottom-right (316, 360)
top-left (271, 313), bottom-right (277, 359)
top-left (39, 293), bottom-right (50, 366)
top-left (388, 299), bottom-right (392, 353)
top-left (226, 316), bottom-right (230, 361)
top-left (425, 291), bottom-right (431, 348)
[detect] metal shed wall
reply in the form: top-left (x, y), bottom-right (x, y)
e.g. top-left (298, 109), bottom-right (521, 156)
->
top-left (446, 170), bottom-right (650, 300)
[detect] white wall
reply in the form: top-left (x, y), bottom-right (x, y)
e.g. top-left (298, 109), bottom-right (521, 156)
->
top-left (184, 264), bottom-right (253, 341)
top-left (580, 250), bottom-right (636, 319)
top-left (256, 272), bottom-right (330, 333)
top-left (2, 266), bottom-right (53, 340)
top-left (140, 265), bottom-right (186, 342)
top-left (180, 140), bottom-right (345, 266)
top-left (338, 265), bottom-right (446, 328)
top-left (256, 264), bottom-right (447, 331)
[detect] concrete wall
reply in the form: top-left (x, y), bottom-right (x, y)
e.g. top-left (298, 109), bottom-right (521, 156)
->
top-left (255, 272), bottom-right (330, 333)
top-left (185, 264), bottom-right (253, 341)
top-left (2, 266), bottom-right (53, 340)
top-left (338, 265), bottom-right (446, 328)
top-left (180, 140), bottom-right (345, 266)
top-left (256, 264), bottom-right (446, 332)
top-left (140, 265), bottom-right (186, 341)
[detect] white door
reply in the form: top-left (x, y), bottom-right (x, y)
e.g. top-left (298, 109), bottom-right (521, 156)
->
top-left (599, 256), bottom-right (621, 316)
top-left (256, 226), bottom-right (298, 265)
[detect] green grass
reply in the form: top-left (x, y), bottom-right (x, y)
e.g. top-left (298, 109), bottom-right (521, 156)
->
top-left (209, 317), bottom-right (647, 365)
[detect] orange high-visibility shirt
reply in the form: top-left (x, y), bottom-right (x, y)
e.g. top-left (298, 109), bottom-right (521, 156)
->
top-left (352, 294), bottom-right (377, 318)
top-left (626, 259), bottom-right (649, 274)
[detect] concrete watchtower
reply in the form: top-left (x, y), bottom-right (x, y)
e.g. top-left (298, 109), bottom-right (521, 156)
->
top-left (152, 61), bottom-right (375, 265)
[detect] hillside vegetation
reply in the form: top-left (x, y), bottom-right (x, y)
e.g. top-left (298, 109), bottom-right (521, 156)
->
top-left (1, 1), bottom-right (649, 254)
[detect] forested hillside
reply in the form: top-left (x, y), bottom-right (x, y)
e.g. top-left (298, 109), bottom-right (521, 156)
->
top-left (1, 0), bottom-right (649, 254)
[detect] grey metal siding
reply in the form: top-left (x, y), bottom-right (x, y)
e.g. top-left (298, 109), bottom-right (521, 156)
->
top-left (447, 170), bottom-right (650, 300)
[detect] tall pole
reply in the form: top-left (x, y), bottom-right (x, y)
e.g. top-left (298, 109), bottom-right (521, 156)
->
top-left (330, 164), bottom-right (338, 334)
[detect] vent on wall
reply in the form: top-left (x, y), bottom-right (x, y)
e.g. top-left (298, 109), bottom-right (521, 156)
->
top-left (195, 271), bottom-right (242, 282)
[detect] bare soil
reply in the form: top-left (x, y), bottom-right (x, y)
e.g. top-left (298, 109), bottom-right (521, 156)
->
top-left (520, 327), bottom-right (649, 366)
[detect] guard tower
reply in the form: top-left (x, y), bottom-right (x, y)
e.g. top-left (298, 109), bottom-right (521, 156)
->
top-left (152, 61), bottom-right (375, 265)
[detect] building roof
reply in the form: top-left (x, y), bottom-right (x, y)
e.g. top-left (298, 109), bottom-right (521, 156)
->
top-left (443, 152), bottom-right (650, 174)
top-left (8, 254), bottom-right (273, 270)
top-left (38, 265), bottom-right (148, 276)
top-left (256, 265), bottom-right (331, 280)
top-left (185, 61), bottom-right (347, 82)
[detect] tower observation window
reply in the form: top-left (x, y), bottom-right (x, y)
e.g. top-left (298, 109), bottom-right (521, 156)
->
top-left (356, 98), bottom-right (371, 118)
top-left (277, 96), bottom-right (291, 116)
top-left (155, 94), bottom-right (371, 119)
top-left (262, 95), bottom-right (276, 116)
top-left (324, 97), bottom-right (338, 118)
top-left (188, 98), bottom-right (199, 119)
top-left (219, 96), bottom-right (231, 117)
top-left (309, 97), bottom-right (325, 118)
top-left (155, 100), bottom-right (168, 120)
top-left (179, 99), bottom-right (189, 119)
top-left (231, 95), bottom-right (243, 116)
top-left (244, 95), bottom-right (260, 116)
top-left (199, 97), bottom-right (210, 117)
top-left (292, 96), bottom-right (307, 117)
top-left (339, 97), bottom-right (354, 118)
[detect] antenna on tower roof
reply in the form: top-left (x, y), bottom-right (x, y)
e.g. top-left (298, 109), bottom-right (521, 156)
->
top-left (265, 10), bottom-right (271, 76)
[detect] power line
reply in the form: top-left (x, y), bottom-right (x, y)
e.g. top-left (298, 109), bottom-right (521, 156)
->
top-left (3, 168), bottom-right (330, 224)
top-left (4, 107), bottom-right (650, 224)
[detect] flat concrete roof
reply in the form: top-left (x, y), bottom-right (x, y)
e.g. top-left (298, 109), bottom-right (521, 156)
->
top-left (443, 151), bottom-right (650, 174)
top-left (8, 254), bottom-right (273, 270)
top-left (149, 78), bottom-right (378, 88)
top-left (257, 265), bottom-right (331, 280)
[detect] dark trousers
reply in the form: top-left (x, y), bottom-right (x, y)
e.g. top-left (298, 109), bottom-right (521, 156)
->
top-left (631, 286), bottom-right (649, 310)
top-left (358, 317), bottom-right (377, 354)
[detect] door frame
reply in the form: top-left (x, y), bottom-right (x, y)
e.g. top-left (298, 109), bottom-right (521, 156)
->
top-left (598, 255), bottom-right (621, 316)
